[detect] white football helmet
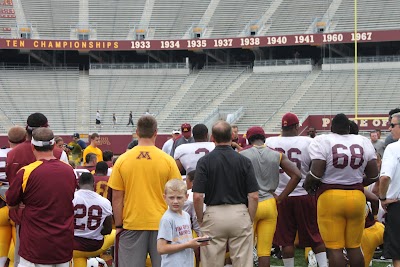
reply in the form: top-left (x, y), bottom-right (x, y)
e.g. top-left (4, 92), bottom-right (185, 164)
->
top-left (87, 257), bottom-right (108, 267)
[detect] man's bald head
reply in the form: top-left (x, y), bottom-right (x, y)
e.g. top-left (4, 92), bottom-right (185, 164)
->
top-left (212, 121), bottom-right (232, 144)
top-left (8, 126), bottom-right (26, 146)
top-left (32, 127), bottom-right (55, 152)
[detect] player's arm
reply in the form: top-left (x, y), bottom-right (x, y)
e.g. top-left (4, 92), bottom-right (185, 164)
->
top-left (364, 188), bottom-right (379, 216)
top-left (303, 159), bottom-right (325, 193)
top-left (6, 169), bottom-right (24, 209)
top-left (101, 215), bottom-right (113, 235)
top-left (277, 153), bottom-right (301, 202)
top-left (175, 159), bottom-right (185, 174)
top-left (112, 189), bottom-right (124, 231)
top-left (363, 159), bottom-right (379, 186)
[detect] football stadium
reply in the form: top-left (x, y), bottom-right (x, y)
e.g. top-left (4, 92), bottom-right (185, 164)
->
top-left (0, 0), bottom-right (399, 266)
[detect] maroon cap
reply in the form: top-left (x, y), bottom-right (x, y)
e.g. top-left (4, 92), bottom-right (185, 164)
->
top-left (246, 126), bottom-right (265, 140)
top-left (181, 123), bottom-right (191, 132)
top-left (282, 112), bottom-right (299, 127)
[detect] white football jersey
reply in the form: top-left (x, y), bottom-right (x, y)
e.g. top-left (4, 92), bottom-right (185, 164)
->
top-left (73, 189), bottom-right (112, 240)
top-left (174, 142), bottom-right (215, 173)
top-left (265, 136), bottom-right (311, 196)
top-left (309, 133), bottom-right (376, 185)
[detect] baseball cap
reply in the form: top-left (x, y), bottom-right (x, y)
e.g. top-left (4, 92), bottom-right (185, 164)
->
top-left (246, 126), bottom-right (265, 140)
top-left (172, 129), bottom-right (181, 135)
top-left (181, 123), bottom-right (191, 132)
top-left (282, 112), bottom-right (299, 127)
top-left (73, 133), bottom-right (80, 138)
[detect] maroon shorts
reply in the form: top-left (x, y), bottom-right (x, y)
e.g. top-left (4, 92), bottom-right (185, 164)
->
top-left (273, 194), bottom-right (323, 248)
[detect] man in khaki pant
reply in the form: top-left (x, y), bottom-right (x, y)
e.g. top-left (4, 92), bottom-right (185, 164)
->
top-left (193, 121), bottom-right (259, 267)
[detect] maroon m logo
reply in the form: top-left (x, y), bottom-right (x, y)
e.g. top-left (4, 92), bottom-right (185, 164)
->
top-left (137, 151), bottom-right (151, 160)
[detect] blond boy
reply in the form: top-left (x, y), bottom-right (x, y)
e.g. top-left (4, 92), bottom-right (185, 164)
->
top-left (157, 179), bottom-right (209, 267)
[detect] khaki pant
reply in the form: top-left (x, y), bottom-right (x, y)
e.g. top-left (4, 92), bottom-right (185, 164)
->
top-left (200, 204), bottom-right (253, 267)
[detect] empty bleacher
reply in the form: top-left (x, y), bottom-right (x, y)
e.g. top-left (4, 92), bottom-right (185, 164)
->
top-left (89, 70), bottom-right (188, 132)
top-left (291, 68), bottom-right (400, 120)
top-left (0, 66), bottom-right (80, 132)
top-left (207, 0), bottom-right (272, 37)
top-left (220, 71), bottom-right (309, 130)
top-left (20, 0), bottom-right (79, 39)
top-left (331, 0), bottom-right (400, 32)
top-left (158, 66), bottom-right (247, 131)
top-left (266, 0), bottom-right (331, 35)
top-left (88, 0), bottom-right (145, 40)
top-left (149, 0), bottom-right (210, 39)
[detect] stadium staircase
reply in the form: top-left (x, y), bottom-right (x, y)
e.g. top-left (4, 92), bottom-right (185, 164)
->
top-left (311, 0), bottom-right (342, 33)
top-left (77, 71), bottom-right (90, 133)
top-left (263, 69), bottom-right (321, 132)
top-left (149, 0), bottom-right (210, 40)
top-left (251, 0), bottom-right (283, 36)
top-left (157, 67), bottom-right (246, 131)
top-left (265, 0), bottom-right (330, 35)
top-left (206, 0), bottom-right (272, 38)
top-left (183, 0), bottom-right (219, 39)
top-left (155, 72), bottom-right (200, 130)
top-left (192, 69), bottom-right (252, 123)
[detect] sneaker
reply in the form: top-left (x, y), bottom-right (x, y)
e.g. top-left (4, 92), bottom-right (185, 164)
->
top-left (308, 250), bottom-right (318, 267)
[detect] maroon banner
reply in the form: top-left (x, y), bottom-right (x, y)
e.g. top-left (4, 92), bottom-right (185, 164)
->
top-left (0, 30), bottom-right (399, 51)
top-left (304, 114), bottom-right (390, 132)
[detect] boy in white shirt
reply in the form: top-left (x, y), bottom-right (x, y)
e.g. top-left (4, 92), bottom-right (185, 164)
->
top-left (157, 179), bottom-right (209, 267)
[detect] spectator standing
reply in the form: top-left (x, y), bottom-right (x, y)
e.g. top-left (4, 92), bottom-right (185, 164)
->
top-left (83, 133), bottom-right (103, 165)
top-left (96, 111), bottom-right (101, 128)
top-left (162, 130), bottom-right (181, 155)
top-left (370, 131), bottom-right (385, 157)
top-left (108, 115), bottom-right (181, 267)
top-left (193, 121), bottom-right (259, 267)
top-left (127, 111), bottom-right (134, 126)
top-left (170, 123), bottom-right (194, 157)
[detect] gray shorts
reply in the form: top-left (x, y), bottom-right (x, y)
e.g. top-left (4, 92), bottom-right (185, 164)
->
top-left (115, 230), bottom-right (160, 267)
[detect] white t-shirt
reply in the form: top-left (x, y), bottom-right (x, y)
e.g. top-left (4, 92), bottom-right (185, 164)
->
top-left (265, 136), bottom-right (311, 196)
top-left (309, 133), bottom-right (376, 185)
top-left (74, 168), bottom-right (90, 178)
top-left (162, 139), bottom-right (174, 155)
top-left (380, 140), bottom-right (400, 199)
top-left (73, 189), bottom-right (112, 240)
top-left (174, 142), bottom-right (215, 173)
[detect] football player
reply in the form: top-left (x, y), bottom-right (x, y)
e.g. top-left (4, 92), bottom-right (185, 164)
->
top-left (73, 173), bottom-right (114, 267)
top-left (266, 113), bottom-right (327, 267)
top-left (174, 124), bottom-right (215, 174)
top-left (304, 113), bottom-right (379, 267)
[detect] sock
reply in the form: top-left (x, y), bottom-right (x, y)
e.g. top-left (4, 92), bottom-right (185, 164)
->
top-left (0, 257), bottom-right (7, 267)
top-left (315, 252), bottom-right (328, 267)
top-left (283, 257), bottom-right (295, 267)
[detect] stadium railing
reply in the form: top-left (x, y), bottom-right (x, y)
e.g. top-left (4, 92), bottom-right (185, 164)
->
top-left (254, 58), bottom-right (313, 66)
top-left (89, 63), bottom-right (188, 69)
top-left (323, 56), bottom-right (400, 64)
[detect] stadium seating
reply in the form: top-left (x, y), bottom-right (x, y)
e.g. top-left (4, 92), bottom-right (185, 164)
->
top-left (0, 66), bottom-right (79, 132)
top-left (8, 0), bottom-right (400, 39)
top-left (88, 70), bottom-right (189, 132)
top-left (149, 0), bottom-right (210, 39)
top-left (20, 0), bottom-right (79, 39)
top-left (0, 59), bottom-right (399, 134)
top-left (264, 0), bottom-right (330, 35)
top-left (88, 0), bottom-right (145, 40)
top-left (331, 0), bottom-right (400, 32)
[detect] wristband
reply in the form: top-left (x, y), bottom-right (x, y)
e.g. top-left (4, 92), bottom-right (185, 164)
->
top-left (379, 197), bottom-right (387, 201)
top-left (116, 225), bottom-right (123, 229)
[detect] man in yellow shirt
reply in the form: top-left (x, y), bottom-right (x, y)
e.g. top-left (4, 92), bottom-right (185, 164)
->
top-left (83, 133), bottom-right (103, 165)
top-left (108, 115), bottom-right (181, 267)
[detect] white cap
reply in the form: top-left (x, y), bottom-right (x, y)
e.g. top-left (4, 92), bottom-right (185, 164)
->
top-left (172, 130), bottom-right (181, 134)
